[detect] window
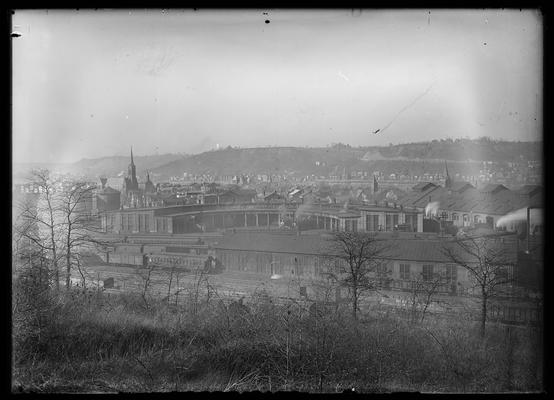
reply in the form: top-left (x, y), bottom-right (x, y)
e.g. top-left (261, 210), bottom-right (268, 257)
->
top-left (495, 266), bottom-right (512, 282)
top-left (444, 265), bottom-right (457, 283)
top-left (422, 264), bottom-right (434, 281)
top-left (377, 263), bottom-right (389, 277)
top-left (386, 214), bottom-right (393, 231)
top-left (399, 263), bottom-right (411, 280)
top-left (345, 219), bottom-right (357, 232)
top-left (145, 214), bottom-right (150, 232)
top-left (405, 214), bottom-right (416, 231)
top-left (366, 214), bottom-right (379, 231)
top-left (452, 213), bottom-right (458, 221)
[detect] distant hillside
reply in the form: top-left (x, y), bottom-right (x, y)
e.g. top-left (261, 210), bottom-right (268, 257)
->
top-left (14, 154), bottom-right (188, 180)
top-left (151, 146), bottom-right (366, 177)
top-left (66, 154), bottom-right (187, 178)
top-left (150, 139), bottom-right (541, 179)
top-left (362, 138), bottom-right (541, 162)
top-left (13, 139), bottom-right (541, 182)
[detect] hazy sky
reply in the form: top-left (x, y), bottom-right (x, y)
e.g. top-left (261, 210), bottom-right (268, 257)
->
top-left (12, 9), bottom-right (542, 163)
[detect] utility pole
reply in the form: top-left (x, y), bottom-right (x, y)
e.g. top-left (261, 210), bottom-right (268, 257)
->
top-left (527, 207), bottom-right (531, 253)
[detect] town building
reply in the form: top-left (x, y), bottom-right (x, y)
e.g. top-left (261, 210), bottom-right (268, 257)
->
top-left (212, 230), bottom-right (519, 297)
top-left (397, 180), bottom-right (543, 233)
top-left (101, 200), bottom-right (424, 235)
top-left (92, 177), bottom-right (121, 212)
top-left (120, 147), bottom-right (159, 209)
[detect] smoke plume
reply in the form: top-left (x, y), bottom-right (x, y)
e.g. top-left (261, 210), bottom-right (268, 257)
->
top-left (425, 201), bottom-right (440, 217)
top-left (496, 207), bottom-right (543, 228)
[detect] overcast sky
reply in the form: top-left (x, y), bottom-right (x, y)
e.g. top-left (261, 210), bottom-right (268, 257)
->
top-left (12, 9), bottom-right (542, 164)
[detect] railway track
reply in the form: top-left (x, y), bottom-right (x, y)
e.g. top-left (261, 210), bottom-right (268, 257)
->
top-left (74, 263), bottom-right (542, 326)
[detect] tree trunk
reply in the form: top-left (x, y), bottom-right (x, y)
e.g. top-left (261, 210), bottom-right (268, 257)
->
top-left (481, 292), bottom-right (488, 337)
top-left (65, 218), bottom-right (72, 290)
top-left (51, 232), bottom-right (59, 291)
top-left (352, 289), bottom-right (358, 320)
top-left (66, 251), bottom-right (71, 289)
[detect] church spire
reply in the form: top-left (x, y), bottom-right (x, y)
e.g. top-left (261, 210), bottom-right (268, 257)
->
top-left (444, 160), bottom-right (452, 189)
top-left (130, 146), bottom-right (135, 166)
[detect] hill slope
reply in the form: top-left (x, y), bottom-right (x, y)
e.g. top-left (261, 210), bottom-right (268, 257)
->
top-left (150, 139), bottom-right (541, 179)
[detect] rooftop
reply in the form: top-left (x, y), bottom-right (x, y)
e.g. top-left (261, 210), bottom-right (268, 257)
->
top-left (213, 231), bottom-right (517, 264)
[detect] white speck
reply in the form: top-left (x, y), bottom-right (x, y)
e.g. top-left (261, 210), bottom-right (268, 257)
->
top-left (125, 115), bottom-right (129, 119)
top-left (338, 71), bottom-right (350, 82)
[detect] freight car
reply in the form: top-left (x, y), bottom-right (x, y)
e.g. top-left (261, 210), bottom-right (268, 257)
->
top-left (99, 242), bottom-right (223, 273)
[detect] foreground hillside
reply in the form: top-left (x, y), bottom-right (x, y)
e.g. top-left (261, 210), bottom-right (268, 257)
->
top-left (13, 285), bottom-right (542, 393)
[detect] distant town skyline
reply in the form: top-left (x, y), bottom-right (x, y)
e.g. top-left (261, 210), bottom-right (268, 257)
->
top-left (13, 9), bottom-right (542, 164)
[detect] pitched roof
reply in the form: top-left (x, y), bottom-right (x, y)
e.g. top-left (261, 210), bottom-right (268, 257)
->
top-left (399, 183), bottom-right (542, 216)
top-left (480, 183), bottom-right (509, 194)
top-left (412, 182), bottom-right (437, 192)
top-left (397, 185), bottom-right (440, 208)
top-left (264, 191), bottom-right (284, 200)
top-left (450, 181), bottom-right (474, 193)
top-left (98, 186), bottom-right (120, 194)
top-left (516, 185), bottom-right (542, 197)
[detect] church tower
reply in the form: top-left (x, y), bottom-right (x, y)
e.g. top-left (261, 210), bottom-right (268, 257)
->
top-left (144, 170), bottom-right (156, 193)
top-left (444, 160), bottom-right (452, 189)
top-left (123, 146), bottom-right (139, 195)
top-left (128, 147), bottom-right (138, 188)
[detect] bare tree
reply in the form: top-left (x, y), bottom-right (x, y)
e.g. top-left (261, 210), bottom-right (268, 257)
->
top-left (190, 266), bottom-right (210, 317)
top-left (58, 181), bottom-right (107, 290)
top-left (442, 234), bottom-right (516, 336)
top-left (324, 232), bottom-right (393, 320)
top-left (138, 263), bottom-right (156, 309)
top-left (14, 169), bottom-right (63, 290)
top-left (408, 271), bottom-right (448, 324)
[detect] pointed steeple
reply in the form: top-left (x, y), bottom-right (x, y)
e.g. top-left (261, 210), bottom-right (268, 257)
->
top-left (126, 145), bottom-right (138, 191)
top-left (444, 160), bottom-right (452, 189)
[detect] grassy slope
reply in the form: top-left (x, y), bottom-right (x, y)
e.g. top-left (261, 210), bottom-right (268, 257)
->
top-left (13, 286), bottom-right (543, 393)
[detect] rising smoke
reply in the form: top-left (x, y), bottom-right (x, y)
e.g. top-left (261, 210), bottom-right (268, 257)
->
top-left (496, 207), bottom-right (543, 229)
top-left (424, 201), bottom-right (440, 217)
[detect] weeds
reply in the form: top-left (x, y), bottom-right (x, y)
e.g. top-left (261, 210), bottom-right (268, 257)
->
top-left (12, 281), bottom-right (543, 393)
